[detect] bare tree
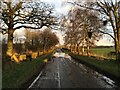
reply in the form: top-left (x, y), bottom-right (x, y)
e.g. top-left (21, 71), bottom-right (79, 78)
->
top-left (24, 28), bottom-right (59, 54)
top-left (40, 28), bottom-right (59, 54)
top-left (65, 0), bottom-right (120, 60)
top-left (96, 0), bottom-right (120, 60)
top-left (63, 7), bottom-right (102, 56)
top-left (24, 29), bottom-right (37, 51)
top-left (1, 0), bottom-right (57, 57)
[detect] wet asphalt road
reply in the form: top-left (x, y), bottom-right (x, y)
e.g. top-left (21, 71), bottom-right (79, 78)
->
top-left (28, 56), bottom-right (118, 89)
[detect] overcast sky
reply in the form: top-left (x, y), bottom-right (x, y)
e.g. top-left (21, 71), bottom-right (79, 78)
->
top-left (40, 0), bottom-right (114, 46)
top-left (5, 0), bottom-right (114, 46)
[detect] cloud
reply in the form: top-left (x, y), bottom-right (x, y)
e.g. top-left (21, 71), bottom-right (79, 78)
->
top-left (41, 0), bottom-right (61, 6)
top-left (40, 0), bottom-right (71, 15)
top-left (53, 30), bottom-right (64, 45)
top-left (96, 39), bottom-right (114, 46)
top-left (14, 28), bottom-right (25, 37)
top-left (55, 5), bottom-right (71, 15)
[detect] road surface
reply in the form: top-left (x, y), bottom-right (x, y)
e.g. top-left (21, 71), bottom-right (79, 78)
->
top-left (28, 53), bottom-right (118, 89)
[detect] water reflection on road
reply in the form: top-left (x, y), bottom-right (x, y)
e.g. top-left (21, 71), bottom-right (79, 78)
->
top-left (68, 58), bottom-right (117, 88)
top-left (28, 52), bottom-right (119, 89)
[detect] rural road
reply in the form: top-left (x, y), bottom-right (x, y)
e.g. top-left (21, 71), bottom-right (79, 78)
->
top-left (28, 51), bottom-right (118, 89)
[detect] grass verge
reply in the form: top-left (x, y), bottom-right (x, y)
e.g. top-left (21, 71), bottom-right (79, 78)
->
top-left (62, 48), bottom-right (120, 83)
top-left (2, 53), bottom-right (53, 89)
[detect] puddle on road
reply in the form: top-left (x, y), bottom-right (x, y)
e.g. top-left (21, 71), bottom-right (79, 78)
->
top-left (102, 76), bottom-right (116, 87)
top-left (71, 59), bottom-right (118, 88)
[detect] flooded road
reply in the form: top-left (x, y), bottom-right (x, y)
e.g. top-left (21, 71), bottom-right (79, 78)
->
top-left (28, 53), bottom-right (119, 89)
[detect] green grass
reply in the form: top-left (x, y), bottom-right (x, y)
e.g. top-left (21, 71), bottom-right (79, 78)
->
top-left (84, 47), bottom-right (115, 59)
top-left (2, 53), bottom-right (53, 88)
top-left (91, 47), bottom-right (115, 57)
top-left (62, 49), bottom-right (119, 79)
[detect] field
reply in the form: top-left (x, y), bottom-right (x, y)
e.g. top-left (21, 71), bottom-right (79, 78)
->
top-left (85, 47), bottom-right (115, 59)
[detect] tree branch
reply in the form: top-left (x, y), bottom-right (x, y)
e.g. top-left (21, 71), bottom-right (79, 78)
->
top-left (13, 25), bottom-right (43, 30)
top-left (98, 30), bottom-right (115, 41)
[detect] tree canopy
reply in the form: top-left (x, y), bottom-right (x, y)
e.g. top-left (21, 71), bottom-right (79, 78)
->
top-left (1, 0), bottom-right (58, 56)
top-left (1, 1), bottom-right (57, 33)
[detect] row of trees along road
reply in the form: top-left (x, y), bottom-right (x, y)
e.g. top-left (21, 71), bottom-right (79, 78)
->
top-left (24, 28), bottom-right (59, 54)
top-left (61, 6), bottom-right (103, 56)
top-left (62, 0), bottom-right (120, 61)
top-left (1, 0), bottom-right (58, 59)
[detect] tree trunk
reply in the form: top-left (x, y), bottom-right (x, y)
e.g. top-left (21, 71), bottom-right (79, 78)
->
top-left (43, 44), bottom-right (45, 54)
top-left (82, 40), bottom-right (84, 55)
top-left (115, 32), bottom-right (120, 61)
top-left (87, 45), bottom-right (90, 56)
top-left (87, 39), bottom-right (90, 56)
top-left (73, 44), bottom-right (76, 53)
top-left (75, 44), bottom-right (78, 54)
top-left (76, 44), bottom-right (79, 54)
top-left (70, 44), bottom-right (72, 52)
top-left (78, 45), bottom-right (81, 55)
top-left (6, 29), bottom-right (14, 56)
top-left (115, 40), bottom-right (120, 61)
top-left (117, 41), bottom-right (120, 61)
